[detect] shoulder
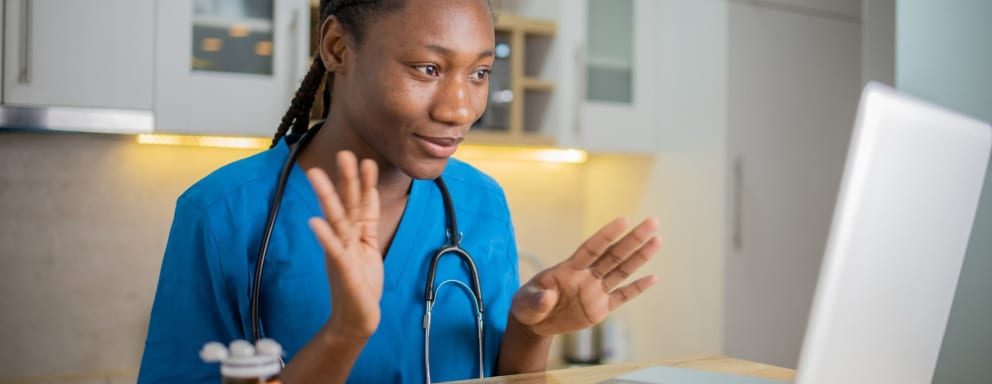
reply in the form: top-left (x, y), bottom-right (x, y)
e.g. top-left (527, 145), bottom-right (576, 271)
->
top-left (177, 146), bottom-right (285, 213)
top-left (440, 158), bottom-right (510, 220)
top-left (442, 158), bottom-right (504, 194)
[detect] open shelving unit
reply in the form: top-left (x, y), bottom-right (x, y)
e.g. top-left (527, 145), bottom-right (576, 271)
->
top-left (468, 11), bottom-right (558, 146)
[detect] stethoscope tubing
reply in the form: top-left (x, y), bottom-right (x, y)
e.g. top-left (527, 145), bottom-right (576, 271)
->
top-left (248, 125), bottom-right (486, 381)
top-left (251, 125), bottom-right (320, 342)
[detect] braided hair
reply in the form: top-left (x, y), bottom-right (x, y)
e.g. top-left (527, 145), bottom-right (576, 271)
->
top-left (270, 0), bottom-right (405, 148)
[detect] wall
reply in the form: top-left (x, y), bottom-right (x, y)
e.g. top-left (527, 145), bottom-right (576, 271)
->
top-left (638, 0), bottom-right (728, 360)
top-left (0, 132), bottom-right (256, 382)
top-left (895, 1), bottom-right (992, 382)
top-left (0, 132), bottom-right (594, 381)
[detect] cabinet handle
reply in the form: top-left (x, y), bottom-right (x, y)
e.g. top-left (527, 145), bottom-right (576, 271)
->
top-left (17, 0), bottom-right (33, 84)
top-left (733, 156), bottom-right (743, 251)
top-left (574, 43), bottom-right (587, 134)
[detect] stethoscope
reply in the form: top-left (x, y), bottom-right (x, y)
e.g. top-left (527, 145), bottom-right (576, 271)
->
top-left (249, 124), bottom-right (485, 383)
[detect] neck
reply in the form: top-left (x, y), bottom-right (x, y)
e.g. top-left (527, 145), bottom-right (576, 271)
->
top-left (297, 119), bottom-right (413, 209)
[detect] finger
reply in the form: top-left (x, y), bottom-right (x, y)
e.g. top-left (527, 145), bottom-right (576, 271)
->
top-left (567, 218), bottom-right (629, 270)
top-left (589, 218), bottom-right (659, 279)
top-left (358, 159), bottom-right (380, 247)
top-left (602, 236), bottom-right (662, 291)
top-left (336, 151), bottom-right (361, 221)
top-left (306, 168), bottom-right (355, 240)
top-left (510, 285), bottom-right (558, 326)
top-left (608, 274), bottom-right (658, 311)
top-left (309, 217), bottom-right (344, 262)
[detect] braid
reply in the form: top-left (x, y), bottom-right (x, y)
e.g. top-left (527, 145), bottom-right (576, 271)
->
top-left (270, 58), bottom-right (326, 148)
top-left (271, 0), bottom-right (430, 148)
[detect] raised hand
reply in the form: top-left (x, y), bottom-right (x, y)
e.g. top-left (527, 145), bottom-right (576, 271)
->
top-left (511, 218), bottom-right (661, 336)
top-left (306, 151), bottom-right (382, 339)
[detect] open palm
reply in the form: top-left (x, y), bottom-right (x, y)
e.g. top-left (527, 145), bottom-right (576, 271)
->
top-left (306, 151), bottom-right (383, 339)
top-left (511, 218), bottom-right (662, 336)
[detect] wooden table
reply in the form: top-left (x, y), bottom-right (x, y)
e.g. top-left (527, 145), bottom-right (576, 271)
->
top-left (443, 355), bottom-right (796, 383)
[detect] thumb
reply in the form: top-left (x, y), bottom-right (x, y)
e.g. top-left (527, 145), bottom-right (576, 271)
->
top-left (511, 284), bottom-right (558, 325)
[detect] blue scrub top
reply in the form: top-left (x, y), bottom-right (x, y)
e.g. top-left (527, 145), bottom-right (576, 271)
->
top-left (138, 140), bottom-right (520, 383)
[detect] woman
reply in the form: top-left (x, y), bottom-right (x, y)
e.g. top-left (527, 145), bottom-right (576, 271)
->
top-left (138, 0), bottom-right (661, 382)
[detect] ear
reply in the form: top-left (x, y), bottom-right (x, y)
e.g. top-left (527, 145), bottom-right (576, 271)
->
top-left (319, 16), bottom-right (350, 74)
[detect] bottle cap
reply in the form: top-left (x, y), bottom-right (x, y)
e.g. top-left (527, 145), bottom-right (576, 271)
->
top-left (200, 342), bottom-right (229, 362)
top-left (202, 339), bottom-right (283, 379)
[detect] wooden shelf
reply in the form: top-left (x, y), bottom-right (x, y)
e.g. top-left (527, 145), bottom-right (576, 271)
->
top-left (471, 12), bottom-right (557, 146)
top-left (522, 77), bottom-right (555, 92)
top-left (494, 11), bottom-right (557, 35)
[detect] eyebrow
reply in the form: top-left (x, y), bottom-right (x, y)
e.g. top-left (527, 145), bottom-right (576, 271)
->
top-left (425, 44), bottom-right (495, 60)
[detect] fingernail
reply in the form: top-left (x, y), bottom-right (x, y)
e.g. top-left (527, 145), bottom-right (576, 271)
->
top-left (527, 288), bottom-right (545, 309)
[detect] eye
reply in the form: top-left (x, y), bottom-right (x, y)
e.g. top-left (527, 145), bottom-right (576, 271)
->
top-left (414, 64), bottom-right (440, 77)
top-left (470, 69), bottom-right (490, 81)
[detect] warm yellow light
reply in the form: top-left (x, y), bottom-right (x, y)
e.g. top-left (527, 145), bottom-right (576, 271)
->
top-left (456, 145), bottom-right (587, 164)
top-left (530, 148), bottom-right (587, 163)
top-left (137, 135), bottom-right (587, 163)
top-left (228, 24), bottom-right (250, 38)
top-left (136, 134), bottom-right (183, 146)
top-left (201, 37), bottom-right (223, 52)
top-left (137, 134), bottom-right (269, 150)
top-left (255, 41), bottom-right (273, 56)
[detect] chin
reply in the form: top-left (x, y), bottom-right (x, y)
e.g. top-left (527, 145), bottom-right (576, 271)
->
top-left (403, 158), bottom-right (450, 180)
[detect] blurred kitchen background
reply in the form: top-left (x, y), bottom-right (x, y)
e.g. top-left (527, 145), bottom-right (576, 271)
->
top-left (1, 0), bottom-right (990, 383)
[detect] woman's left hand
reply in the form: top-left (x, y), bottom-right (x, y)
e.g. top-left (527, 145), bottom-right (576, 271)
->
top-left (510, 218), bottom-right (662, 336)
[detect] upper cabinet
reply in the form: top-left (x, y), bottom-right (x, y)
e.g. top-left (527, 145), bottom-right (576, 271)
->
top-left (469, 11), bottom-right (557, 146)
top-left (504, 0), bottom-right (663, 153)
top-left (470, 0), bottom-right (662, 153)
top-left (757, 0), bottom-right (861, 19)
top-left (571, 0), bottom-right (662, 153)
top-left (2, 0), bottom-right (154, 110)
top-left (154, 0), bottom-right (311, 136)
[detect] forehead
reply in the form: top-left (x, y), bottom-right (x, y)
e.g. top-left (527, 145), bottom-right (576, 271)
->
top-left (360, 0), bottom-right (495, 53)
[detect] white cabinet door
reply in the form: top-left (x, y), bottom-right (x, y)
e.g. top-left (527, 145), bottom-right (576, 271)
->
top-left (155, 0), bottom-right (310, 136)
top-left (724, 1), bottom-right (862, 368)
top-left (751, 0), bottom-right (861, 19)
top-left (555, 0), bottom-right (662, 153)
top-left (2, 0), bottom-right (154, 110)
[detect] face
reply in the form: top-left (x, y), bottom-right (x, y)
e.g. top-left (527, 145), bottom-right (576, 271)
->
top-left (328, 0), bottom-right (495, 180)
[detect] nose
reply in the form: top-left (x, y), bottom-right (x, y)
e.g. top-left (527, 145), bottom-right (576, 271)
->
top-left (430, 76), bottom-right (478, 126)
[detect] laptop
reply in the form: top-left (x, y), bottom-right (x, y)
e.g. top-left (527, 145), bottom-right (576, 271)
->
top-left (607, 82), bottom-right (992, 384)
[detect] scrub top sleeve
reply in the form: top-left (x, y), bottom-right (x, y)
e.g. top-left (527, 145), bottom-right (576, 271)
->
top-left (137, 197), bottom-right (242, 383)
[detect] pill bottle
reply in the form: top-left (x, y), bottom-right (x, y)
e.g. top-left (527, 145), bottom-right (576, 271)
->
top-left (202, 339), bottom-right (283, 383)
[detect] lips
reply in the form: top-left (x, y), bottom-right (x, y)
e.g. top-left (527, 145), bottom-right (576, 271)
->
top-left (415, 134), bottom-right (464, 158)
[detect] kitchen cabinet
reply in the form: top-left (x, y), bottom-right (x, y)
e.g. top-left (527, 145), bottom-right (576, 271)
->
top-left (154, 0), bottom-right (311, 137)
top-left (723, 0), bottom-right (862, 368)
top-left (751, 0), bottom-right (860, 20)
top-left (483, 0), bottom-right (661, 152)
top-left (550, 0), bottom-right (663, 153)
top-left (468, 11), bottom-right (558, 146)
top-left (2, 0), bottom-right (154, 111)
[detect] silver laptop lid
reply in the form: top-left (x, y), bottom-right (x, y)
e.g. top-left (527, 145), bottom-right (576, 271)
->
top-left (796, 83), bottom-right (991, 384)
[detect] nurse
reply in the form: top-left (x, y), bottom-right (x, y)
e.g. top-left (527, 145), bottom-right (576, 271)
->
top-left (138, 0), bottom-right (662, 382)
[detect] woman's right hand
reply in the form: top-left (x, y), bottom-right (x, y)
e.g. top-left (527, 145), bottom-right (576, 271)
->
top-left (306, 151), bottom-right (383, 340)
